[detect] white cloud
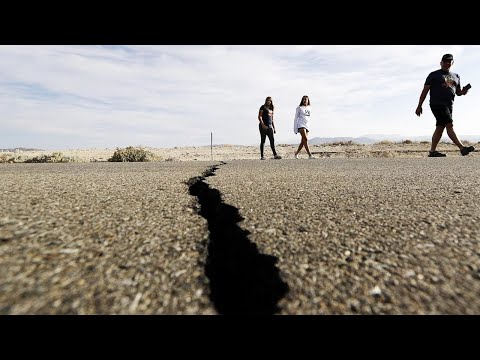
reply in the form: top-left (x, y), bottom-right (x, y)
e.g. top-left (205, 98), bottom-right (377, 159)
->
top-left (1, 45), bottom-right (480, 149)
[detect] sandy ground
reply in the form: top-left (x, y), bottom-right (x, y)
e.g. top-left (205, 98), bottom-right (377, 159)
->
top-left (2, 141), bottom-right (479, 162)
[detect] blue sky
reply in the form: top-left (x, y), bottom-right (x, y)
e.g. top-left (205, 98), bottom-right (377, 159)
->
top-left (2, 45), bottom-right (480, 149)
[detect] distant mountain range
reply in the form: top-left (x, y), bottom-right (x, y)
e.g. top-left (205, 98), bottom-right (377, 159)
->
top-left (308, 134), bottom-right (480, 145)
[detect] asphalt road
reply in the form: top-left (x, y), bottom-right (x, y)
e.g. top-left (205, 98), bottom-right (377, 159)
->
top-left (1, 158), bottom-right (480, 314)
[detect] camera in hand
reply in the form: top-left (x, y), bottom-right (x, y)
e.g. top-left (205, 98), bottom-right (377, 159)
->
top-left (464, 83), bottom-right (472, 90)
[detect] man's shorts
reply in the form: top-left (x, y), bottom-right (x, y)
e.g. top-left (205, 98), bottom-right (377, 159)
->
top-left (430, 104), bottom-right (453, 126)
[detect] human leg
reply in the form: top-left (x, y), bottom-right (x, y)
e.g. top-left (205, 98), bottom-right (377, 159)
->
top-left (266, 128), bottom-right (278, 157)
top-left (431, 126), bottom-right (445, 152)
top-left (300, 128), bottom-right (312, 157)
top-left (444, 123), bottom-right (476, 155)
top-left (445, 124), bottom-right (464, 149)
top-left (429, 105), bottom-right (451, 154)
top-left (295, 142), bottom-right (304, 155)
top-left (259, 124), bottom-right (267, 159)
top-left (295, 128), bottom-right (305, 157)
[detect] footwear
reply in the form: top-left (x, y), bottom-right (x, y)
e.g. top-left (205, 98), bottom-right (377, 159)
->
top-left (260, 156), bottom-right (266, 160)
top-left (428, 151), bottom-right (446, 157)
top-left (274, 155), bottom-right (282, 159)
top-left (461, 146), bottom-right (475, 156)
top-left (309, 155), bottom-right (316, 159)
top-left (294, 153), bottom-right (299, 159)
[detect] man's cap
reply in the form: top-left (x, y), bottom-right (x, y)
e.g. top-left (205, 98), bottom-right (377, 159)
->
top-left (442, 53), bottom-right (454, 61)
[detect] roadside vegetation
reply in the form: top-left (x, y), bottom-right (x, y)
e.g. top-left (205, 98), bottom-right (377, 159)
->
top-left (0, 152), bottom-right (80, 163)
top-left (108, 146), bottom-right (161, 162)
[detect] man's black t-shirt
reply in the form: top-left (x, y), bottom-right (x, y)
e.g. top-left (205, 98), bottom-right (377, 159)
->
top-left (425, 69), bottom-right (461, 106)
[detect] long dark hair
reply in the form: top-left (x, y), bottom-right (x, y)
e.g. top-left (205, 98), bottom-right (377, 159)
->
top-left (299, 95), bottom-right (310, 106)
top-left (264, 96), bottom-right (274, 111)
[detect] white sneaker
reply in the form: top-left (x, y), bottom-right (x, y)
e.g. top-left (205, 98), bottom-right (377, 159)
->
top-left (309, 155), bottom-right (316, 159)
top-left (294, 153), bottom-right (299, 159)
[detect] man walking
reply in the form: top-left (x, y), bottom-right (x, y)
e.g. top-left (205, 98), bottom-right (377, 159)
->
top-left (415, 53), bottom-right (474, 157)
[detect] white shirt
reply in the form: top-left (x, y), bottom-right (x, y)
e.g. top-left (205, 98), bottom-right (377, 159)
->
top-left (293, 105), bottom-right (311, 134)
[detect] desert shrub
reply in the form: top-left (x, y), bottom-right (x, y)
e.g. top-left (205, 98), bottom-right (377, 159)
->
top-left (374, 140), bottom-right (394, 145)
top-left (372, 150), bottom-right (396, 158)
top-left (0, 153), bottom-right (24, 163)
top-left (108, 146), bottom-right (160, 162)
top-left (322, 140), bottom-right (359, 146)
top-left (402, 139), bottom-right (413, 144)
top-left (327, 140), bottom-right (356, 146)
top-left (420, 141), bottom-right (430, 144)
top-left (24, 152), bottom-right (79, 163)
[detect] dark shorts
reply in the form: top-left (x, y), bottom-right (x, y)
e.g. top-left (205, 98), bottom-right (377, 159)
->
top-left (297, 127), bottom-right (309, 133)
top-left (430, 104), bottom-right (453, 126)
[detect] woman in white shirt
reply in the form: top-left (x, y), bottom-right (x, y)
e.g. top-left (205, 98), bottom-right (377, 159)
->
top-left (293, 95), bottom-right (315, 159)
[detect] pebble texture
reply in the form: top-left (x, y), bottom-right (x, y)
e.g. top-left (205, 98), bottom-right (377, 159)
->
top-left (206, 158), bottom-right (480, 314)
top-left (0, 162), bottom-right (217, 314)
top-left (1, 158), bottom-right (480, 314)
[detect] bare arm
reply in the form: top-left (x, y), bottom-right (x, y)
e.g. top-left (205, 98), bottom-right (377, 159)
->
top-left (258, 109), bottom-right (266, 129)
top-left (415, 85), bottom-right (431, 116)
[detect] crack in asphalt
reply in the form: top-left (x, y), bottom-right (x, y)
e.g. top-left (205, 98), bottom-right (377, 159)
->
top-left (187, 162), bottom-right (289, 315)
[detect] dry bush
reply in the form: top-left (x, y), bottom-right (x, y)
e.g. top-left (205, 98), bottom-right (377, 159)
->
top-left (0, 153), bottom-right (24, 163)
top-left (420, 141), bottom-right (430, 144)
top-left (24, 152), bottom-right (80, 163)
top-left (402, 139), bottom-right (413, 144)
top-left (108, 146), bottom-right (160, 162)
top-left (372, 150), bottom-right (396, 158)
top-left (326, 140), bottom-right (356, 146)
top-left (374, 140), bottom-right (394, 145)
